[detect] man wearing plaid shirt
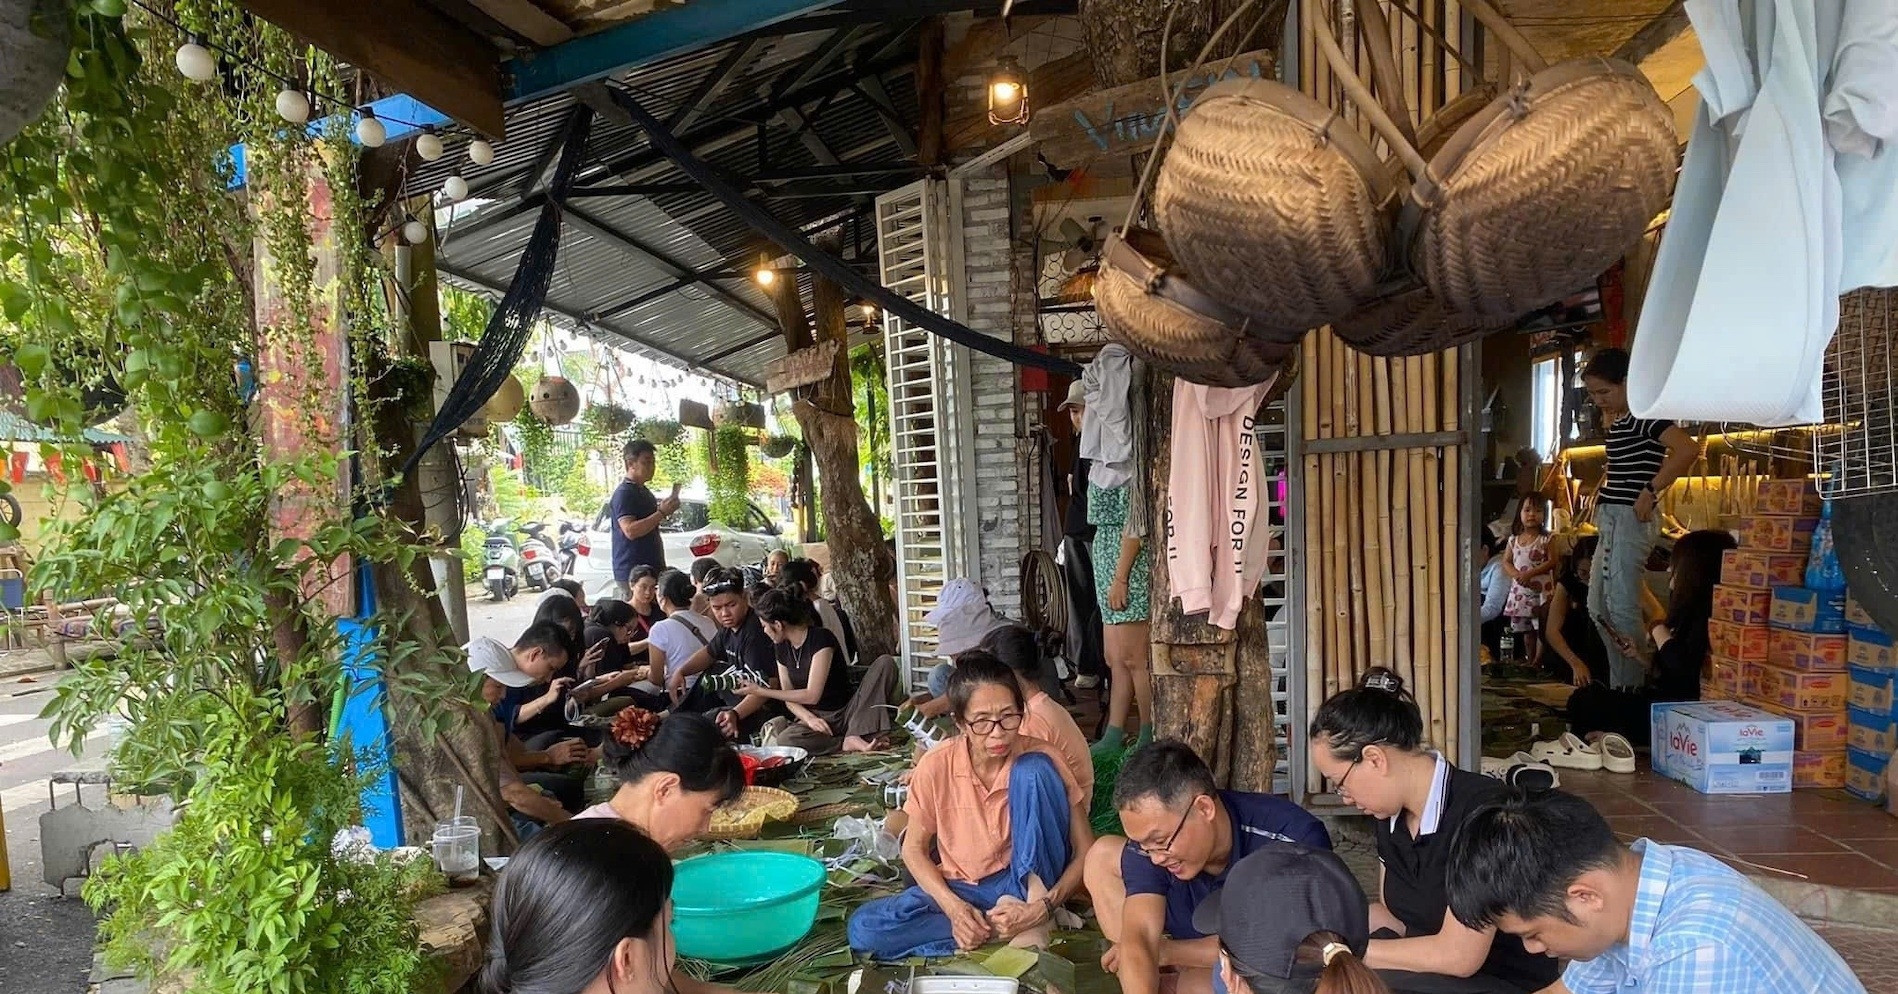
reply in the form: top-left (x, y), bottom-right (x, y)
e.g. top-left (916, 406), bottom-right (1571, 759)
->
top-left (1443, 790), bottom-right (1862, 994)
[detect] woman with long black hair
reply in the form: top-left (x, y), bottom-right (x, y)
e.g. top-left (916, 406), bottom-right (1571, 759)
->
top-left (480, 818), bottom-right (744, 994)
top-left (575, 707), bottom-right (744, 850)
top-left (739, 583), bottom-right (898, 755)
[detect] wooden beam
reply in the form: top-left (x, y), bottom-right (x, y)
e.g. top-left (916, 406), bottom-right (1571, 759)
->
top-left (466, 0), bottom-right (574, 46)
top-left (916, 17), bottom-right (945, 168)
top-left (1613, 0), bottom-right (1689, 64)
top-left (232, 0), bottom-right (504, 137)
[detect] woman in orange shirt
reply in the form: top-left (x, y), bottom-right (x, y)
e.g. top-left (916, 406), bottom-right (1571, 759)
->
top-left (848, 653), bottom-right (1095, 960)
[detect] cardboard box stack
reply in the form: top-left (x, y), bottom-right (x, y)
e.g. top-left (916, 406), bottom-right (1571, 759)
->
top-left (1730, 481), bottom-right (1848, 788)
top-left (1651, 700), bottom-right (1794, 794)
top-left (1846, 591), bottom-right (1897, 802)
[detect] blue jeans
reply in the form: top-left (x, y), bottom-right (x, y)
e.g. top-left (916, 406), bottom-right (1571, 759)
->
top-left (847, 751), bottom-right (1072, 960)
top-left (1589, 503), bottom-right (1657, 690)
top-left (927, 661), bottom-right (955, 699)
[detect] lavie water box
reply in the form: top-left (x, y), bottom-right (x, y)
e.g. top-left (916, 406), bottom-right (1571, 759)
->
top-left (1651, 701), bottom-right (1795, 794)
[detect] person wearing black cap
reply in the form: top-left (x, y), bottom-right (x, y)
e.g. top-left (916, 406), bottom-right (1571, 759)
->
top-left (1193, 844), bottom-right (1388, 994)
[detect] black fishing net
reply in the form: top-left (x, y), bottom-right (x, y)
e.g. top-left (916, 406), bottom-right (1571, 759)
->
top-left (400, 106), bottom-right (596, 478)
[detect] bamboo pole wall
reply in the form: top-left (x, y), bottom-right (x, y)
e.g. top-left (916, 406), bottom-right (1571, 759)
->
top-left (1298, 0), bottom-right (1479, 788)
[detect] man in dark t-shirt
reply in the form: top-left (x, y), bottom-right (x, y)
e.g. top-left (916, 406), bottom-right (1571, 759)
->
top-left (610, 439), bottom-right (678, 598)
top-left (1083, 742), bottom-right (1332, 994)
top-left (668, 567), bottom-right (781, 739)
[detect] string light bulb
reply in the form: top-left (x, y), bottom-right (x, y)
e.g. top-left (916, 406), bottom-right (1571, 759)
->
top-left (175, 41), bottom-right (217, 81)
top-left (402, 219), bottom-right (428, 244)
top-left (443, 175), bottom-right (469, 201)
top-left (468, 139), bottom-right (495, 166)
top-left (414, 131), bottom-right (444, 161)
top-left (987, 57), bottom-right (1030, 126)
top-left (355, 109), bottom-right (386, 148)
top-left (274, 89), bottom-right (310, 124)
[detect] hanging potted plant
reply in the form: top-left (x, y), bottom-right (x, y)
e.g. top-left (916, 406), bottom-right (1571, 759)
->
top-left (637, 418), bottom-right (683, 446)
top-left (583, 402), bottom-right (636, 439)
top-left (760, 434), bottom-right (797, 459)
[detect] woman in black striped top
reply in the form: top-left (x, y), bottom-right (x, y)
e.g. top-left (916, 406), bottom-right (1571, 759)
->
top-left (1580, 349), bottom-right (1698, 690)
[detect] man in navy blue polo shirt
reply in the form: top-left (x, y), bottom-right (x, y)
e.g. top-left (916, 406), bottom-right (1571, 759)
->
top-left (1084, 741), bottom-right (1333, 994)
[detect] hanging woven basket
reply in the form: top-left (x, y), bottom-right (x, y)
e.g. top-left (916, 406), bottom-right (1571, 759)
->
top-left (1094, 228), bottom-right (1298, 389)
top-left (1154, 77), bottom-right (1394, 336)
top-left (1408, 0), bottom-right (1677, 319)
top-left (1332, 284), bottom-right (1518, 358)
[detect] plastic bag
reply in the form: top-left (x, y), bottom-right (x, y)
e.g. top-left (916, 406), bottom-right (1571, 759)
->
top-left (1807, 500), bottom-right (1848, 593)
top-left (833, 814), bottom-right (903, 862)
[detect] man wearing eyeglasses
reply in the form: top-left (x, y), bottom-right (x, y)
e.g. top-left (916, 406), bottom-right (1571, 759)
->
top-left (1084, 741), bottom-right (1332, 994)
top-left (667, 567), bottom-right (781, 739)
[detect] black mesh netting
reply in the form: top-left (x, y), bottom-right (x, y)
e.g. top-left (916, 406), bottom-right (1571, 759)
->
top-left (401, 106), bottom-right (596, 478)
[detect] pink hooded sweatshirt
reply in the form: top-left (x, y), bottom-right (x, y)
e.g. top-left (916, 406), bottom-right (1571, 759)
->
top-left (1166, 380), bottom-right (1277, 629)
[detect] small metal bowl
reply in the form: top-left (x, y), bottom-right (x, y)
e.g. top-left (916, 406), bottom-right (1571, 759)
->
top-left (739, 745), bottom-right (810, 787)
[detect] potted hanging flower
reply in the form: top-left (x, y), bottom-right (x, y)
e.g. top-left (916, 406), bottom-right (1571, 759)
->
top-left (760, 434), bottom-right (797, 459)
top-left (637, 418), bottom-right (683, 446)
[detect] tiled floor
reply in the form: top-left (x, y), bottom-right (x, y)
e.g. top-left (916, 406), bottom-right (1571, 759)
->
top-left (1560, 768), bottom-right (1898, 891)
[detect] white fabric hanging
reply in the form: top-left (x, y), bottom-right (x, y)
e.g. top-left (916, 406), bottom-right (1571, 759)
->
top-left (1079, 344), bottom-right (1137, 489)
top-left (1627, 0), bottom-right (1898, 426)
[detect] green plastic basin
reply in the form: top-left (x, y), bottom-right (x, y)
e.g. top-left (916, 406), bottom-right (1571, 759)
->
top-left (671, 851), bottom-right (827, 963)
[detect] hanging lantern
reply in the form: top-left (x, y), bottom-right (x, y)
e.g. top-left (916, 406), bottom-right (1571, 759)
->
top-left (482, 374), bottom-right (525, 422)
top-left (414, 131), bottom-right (444, 161)
top-left (274, 89), bottom-right (310, 124)
top-left (528, 375), bottom-right (581, 426)
top-left (355, 109), bottom-right (386, 148)
top-left (468, 138), bottom-right (495, 166)
top-left (402, 218), bottom-right (428, 245)
top-left (987, 57), bottom-right (1030, 126)
top-left (443, 175), bottom-right (469, 201)
top-left (174, 41), bottom-right (217, 81)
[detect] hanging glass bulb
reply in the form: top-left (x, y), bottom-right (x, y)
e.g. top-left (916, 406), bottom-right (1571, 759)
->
top-left (175, 42), bottom-right (217, 81)
top-left (415, 132), bottom-right (444, 161)
top-left (355, 110), bottom-right (387, 148)
top-left (274, 89), bottom-right (310, 124)
top-left (402, 219), bottom-right (428, 244)
top-left (443, 175), bottom-right (470, 201)
top-left (468, 139), bottom-right (495, 166)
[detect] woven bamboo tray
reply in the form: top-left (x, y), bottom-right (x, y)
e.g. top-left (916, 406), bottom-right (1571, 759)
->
top-left (703, 786), bottom-right (800, 841)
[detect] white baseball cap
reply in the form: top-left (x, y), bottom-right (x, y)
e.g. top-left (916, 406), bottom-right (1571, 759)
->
top-left (465, 636), bottom-right (536, 688)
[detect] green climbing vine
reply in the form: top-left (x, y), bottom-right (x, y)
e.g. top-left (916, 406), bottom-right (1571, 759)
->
top-left (0, 3), bottom-right (454, 992)
top-left (708, 422), bottom-right (751, 526)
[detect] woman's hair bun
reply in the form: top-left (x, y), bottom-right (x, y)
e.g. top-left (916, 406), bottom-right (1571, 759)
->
top-left (1359, 666), bottom-right (1407, 696)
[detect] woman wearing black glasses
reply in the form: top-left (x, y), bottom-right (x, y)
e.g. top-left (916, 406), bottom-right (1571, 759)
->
top-left (847, 652), bottom-right (1095, 960)
top-left (1308, 670), bottom-right (1558, 994)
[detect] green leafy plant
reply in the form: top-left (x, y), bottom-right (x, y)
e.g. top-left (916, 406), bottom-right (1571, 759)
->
top-left (708, 423), bottom-right (751, 526)
top-left (2, 4), bottom-right (461, 992)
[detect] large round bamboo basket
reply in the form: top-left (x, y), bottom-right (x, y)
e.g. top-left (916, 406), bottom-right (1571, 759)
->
top-left (1094, 228), bottom-right (1300, 389)
top-left (1333, 283), bottom-right (1518, 358)
top-left (1413, 58), bottom-right (1677, 319)
top-left (1154, 78), bottom-right (1393, 335)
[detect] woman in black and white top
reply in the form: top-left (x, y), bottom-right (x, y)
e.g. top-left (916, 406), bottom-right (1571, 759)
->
top-left (1580, 348), bottom-right (1697, 691)
top-left (739, 583), bottom-right (898, 755)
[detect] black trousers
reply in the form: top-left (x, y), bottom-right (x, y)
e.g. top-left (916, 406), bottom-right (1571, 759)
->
top-left (1061, 535), bottom-right (1106, 679)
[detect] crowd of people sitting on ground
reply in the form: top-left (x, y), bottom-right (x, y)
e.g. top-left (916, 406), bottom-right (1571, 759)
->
top-left (466, 547), bottom-right (1863, 994)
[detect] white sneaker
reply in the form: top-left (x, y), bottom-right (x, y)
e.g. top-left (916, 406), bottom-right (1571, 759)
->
top-left (1530, 732), bottom-right (1604, 770)
top-left (1599, 733), bottom-right (1637, 773)
top-left (1073, 674), bottom-right (1101, 690)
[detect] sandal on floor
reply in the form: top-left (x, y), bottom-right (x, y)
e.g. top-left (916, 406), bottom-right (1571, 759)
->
top-left (1599, 732), bottom-right (1637, 773)
top-left (1530, 732), bottom-right (1604, 770)
top-left (1504, 755), bottom-right (1560, 792)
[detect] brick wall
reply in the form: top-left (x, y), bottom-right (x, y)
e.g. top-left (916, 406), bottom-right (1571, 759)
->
top-left (957, 167), bottom-right (1025, 618)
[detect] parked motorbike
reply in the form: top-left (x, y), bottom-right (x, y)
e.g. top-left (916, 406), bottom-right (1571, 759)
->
top-left (518, 521), bottom-right (561, 591)
top-left (481, 519), bottom-right (522, 601)
top-left (556, 520), bottom-right (591, 577)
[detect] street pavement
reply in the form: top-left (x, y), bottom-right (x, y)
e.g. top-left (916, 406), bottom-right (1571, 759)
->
top-left (0, 570), bottom-right (608, 993)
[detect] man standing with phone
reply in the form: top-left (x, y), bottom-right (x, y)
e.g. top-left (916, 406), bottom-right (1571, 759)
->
top-left (611, 440), bottom-right (680, 599)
